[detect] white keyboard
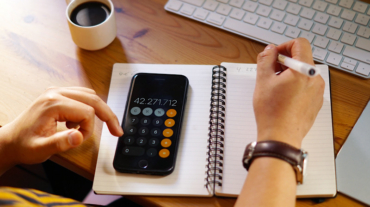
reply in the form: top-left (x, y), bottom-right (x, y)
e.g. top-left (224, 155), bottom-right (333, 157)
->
top-left (165, 0), bottom-right (370, 79)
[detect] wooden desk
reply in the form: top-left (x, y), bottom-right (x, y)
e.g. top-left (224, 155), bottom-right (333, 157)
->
top-left (0, 0), bottom-right (369, 206)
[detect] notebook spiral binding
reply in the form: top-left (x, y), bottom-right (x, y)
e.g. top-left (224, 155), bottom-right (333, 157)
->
top-left (205, 65), bottom-right (226, 193)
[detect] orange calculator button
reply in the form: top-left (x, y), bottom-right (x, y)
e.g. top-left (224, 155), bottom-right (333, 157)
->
top-left (163, 128), bottom-right (173, 137)
top-left (165, 119), bottom-right (175, 127)
top-left (159, 149), bottom-right (170, 158)
top-left (161, 139), bottom-right (172, 148)
top-left (166, 109), bottom-right (177, 117)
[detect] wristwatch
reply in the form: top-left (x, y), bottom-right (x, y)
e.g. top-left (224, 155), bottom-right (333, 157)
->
top-left (242, 140), bottom-right (308, 184)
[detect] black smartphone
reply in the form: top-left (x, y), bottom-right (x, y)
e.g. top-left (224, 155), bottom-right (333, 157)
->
top-left (113, 73), bottom-right (189, 175)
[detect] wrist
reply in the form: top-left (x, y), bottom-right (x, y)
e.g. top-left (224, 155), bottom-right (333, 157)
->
top-left (257, 130), bottom-right (302, 148)
top-left (0, 124), bottom-right (18, 174)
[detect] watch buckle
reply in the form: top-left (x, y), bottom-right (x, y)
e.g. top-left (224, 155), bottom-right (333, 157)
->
top-left (244, 141), bottom-right (257, 165)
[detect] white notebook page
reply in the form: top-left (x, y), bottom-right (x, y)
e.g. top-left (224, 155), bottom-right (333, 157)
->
top-left (218, 63), bottom-right (336, 197)
top-left (93, 64), bottom-right (213, 196)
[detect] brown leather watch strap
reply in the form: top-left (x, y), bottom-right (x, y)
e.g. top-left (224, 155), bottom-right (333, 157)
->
top-left (243, 140), bottom-right (304, 171)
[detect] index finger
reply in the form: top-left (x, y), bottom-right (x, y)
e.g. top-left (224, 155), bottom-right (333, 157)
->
top-left (276, 38), bottom-right (314, 66)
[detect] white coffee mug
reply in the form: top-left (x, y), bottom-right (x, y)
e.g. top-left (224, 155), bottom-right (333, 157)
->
top-left (66, 0), bottom-right (117, 50)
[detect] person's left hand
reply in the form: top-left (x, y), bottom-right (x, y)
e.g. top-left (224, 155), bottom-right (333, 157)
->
top-left (0, 87), bottom-right (123, 168)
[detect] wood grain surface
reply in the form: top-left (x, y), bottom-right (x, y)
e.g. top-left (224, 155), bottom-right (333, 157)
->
top-left (0, 0), bottom-right (369, 206)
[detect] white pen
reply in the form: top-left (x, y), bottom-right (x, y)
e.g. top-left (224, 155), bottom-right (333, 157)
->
top-left (277, 54), bottom-right (320, 77)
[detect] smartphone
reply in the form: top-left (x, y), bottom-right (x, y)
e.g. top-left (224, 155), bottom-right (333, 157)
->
top-left (113, 73), bottom-right (189, 175)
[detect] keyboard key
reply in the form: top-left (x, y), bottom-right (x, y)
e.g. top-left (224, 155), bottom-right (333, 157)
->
top-left (339, 0), bottom-right (354, 9)
top-left (167, 0), bottom-right (183, 11)
top-left (182, 0), bottom-right (205, 6)
top-left (207, 12), bottom-right (226, 25)
top-left (326, 4), bottom-right (342, 16)
top-left (270, 9), bottom-right (285, 21)
top-left (180, 4), bottom-right (196, 15)
top-left (328, 41), bottom-right (344, 53)
top-left (285, 27), bottom-right (301, 38)
top-left (342, 21), bottom-right (358, 34)
top-left (288, 0), bottom-right (298, 3)
top-left (218, 0), bottom-right (229, 3)
top-left (286, 3), bottom-right (302, 14)
top-left (343, 46), bottom-right (370, 64)
top-left (357, 26), bottom-right (370, 38)
top-left (284, 14), bottom-right (299, 26)
top-left (273, 0), bottom-right (288, 10)
top-left (217, 3), bottom-right (232, 15)
top-left (328, 17), bottom-right (343, 28)
top-left (229, 8), bottom-right (245, 20)
top-left (356, 63), bottom-right (370, 76)
top-left (312, 23), bottom-right (327, 35)
top-left (341, 62), bottom-right (355, 71)
top-left (242, 1), bottom-right (258, 12)
top-left (299, 0), bottom-right (314, 8)
top-left (314, 12), bottom-right (329, 24)
top-left (355, 14), bottom-right (370, 26)
top-left (353, 1), bottom-right (368, 13)
top-left (299, 31), bottom-right (315, 43)
top-left (298, 18), bottom-right (313, 30)
top-left (194, 8), bottom-right (209, 20)
top-left (260, 0), bottom-right (274, 6)
top-left (326, 53), bottom-right (342, 65)
top-left (229, 0), bottom-right (245, 7)
top-left (223, 18), bottom-right (291, 44)
top-left (356, 38), bottom-right (370, 52)
top-left (312, 1), bottom-right (328, 12)
top-left (300, 8), bottom-right (315, 19)
top-left (341, 32), bottom-right (356, 45)
top-left (257, 17), bottom-right (273, 29)
top-left (203, 0), bottom-right (219, 11)
top-left (314, 36), bottom-right (330, 48)
top-left (325, 0), bottom-right (338, 4)
top-left (343, 57), bottom-right (357, 66)
top-left (256, 5), bottom-right (272, 16)
top-left (271, 22), bottom-right (287, 34)
top-left (243, 13), bottom-right (259, 24)
top-left (341, 9), bottom-right (356, 21)
top-left (327, 28), bottom-right (342, 40)
top-left (312, 47), bottom-right (328, 60)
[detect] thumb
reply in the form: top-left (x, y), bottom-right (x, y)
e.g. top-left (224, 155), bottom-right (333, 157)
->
top-left (256, 44), bottom-right (279, 79)
top-left (36, 129), bottom-right (84, 155)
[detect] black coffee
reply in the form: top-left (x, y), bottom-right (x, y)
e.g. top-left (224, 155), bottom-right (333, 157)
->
top-left (70, 2), bottom-right (110, 27)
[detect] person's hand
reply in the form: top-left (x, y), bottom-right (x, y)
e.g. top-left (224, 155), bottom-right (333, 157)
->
top-left (253, 38), bottom-right (325, 148)
top-left (0, 87), bottom-right (123, 168)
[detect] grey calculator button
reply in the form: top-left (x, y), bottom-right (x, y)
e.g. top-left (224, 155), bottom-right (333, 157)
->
top-left (130, 107), bottom-right (141, 115)
top-left (142, 107), bottom-right (153, 116)
top-left (154, 108), bottom-right (165, 117)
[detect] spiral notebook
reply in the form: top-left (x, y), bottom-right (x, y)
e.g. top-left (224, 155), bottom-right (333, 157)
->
top-left (93, 63), bottom-right (336, 198)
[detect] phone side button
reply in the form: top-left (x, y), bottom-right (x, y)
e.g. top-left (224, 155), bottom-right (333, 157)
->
top-left (138, 160), bottom-right (148, 169)
top-left (122, 147), bottom-right (145, 156)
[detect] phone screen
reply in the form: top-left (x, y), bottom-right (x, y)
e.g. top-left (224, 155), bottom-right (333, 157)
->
top-left (113, 73), bottom-right (188, 175)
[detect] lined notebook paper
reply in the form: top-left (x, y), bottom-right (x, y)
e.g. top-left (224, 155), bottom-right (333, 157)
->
top-left (93, 63), bottom-right (337, 197)
top-left (218, 63), bottom-right (336, 197)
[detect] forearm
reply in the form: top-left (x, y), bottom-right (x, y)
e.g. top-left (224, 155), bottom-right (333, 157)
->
top-left (235, 157), bottom-right (297, 207)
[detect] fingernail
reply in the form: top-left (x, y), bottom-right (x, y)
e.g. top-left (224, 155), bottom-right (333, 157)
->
top-left (68, 131), bottom-right (80, 146)
top-left (264, 44), bottom-right (274, 51)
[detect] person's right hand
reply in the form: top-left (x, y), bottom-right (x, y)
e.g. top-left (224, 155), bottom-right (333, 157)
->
top-left (253, 38), bottom-right (325, 148)
top-left (0, 87), bottom-right (123, 172)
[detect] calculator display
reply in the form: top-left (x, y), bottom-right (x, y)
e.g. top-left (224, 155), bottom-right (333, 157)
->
top-left (113, 73), bottom-right (188, 175)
